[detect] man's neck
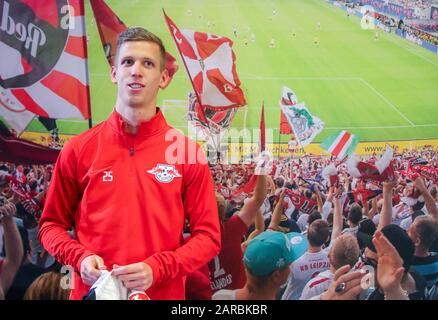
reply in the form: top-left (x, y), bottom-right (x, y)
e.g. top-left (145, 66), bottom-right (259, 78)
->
top-left (308, 245), bottom-right (322, 253)
top-left (115, 103), bottom-right (157, 134)
top-left (414, 247), bottom-right (430, 258)
top-left (348, 223), bottom-right (358, 229)
top-left (236, 285), bottom-right (277, 300)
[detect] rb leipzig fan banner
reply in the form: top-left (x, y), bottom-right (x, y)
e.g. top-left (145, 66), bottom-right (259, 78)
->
top-left (0, 0), bottom-right (91, 134)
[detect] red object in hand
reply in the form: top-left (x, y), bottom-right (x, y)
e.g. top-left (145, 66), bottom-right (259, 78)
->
top-left (128, 290), bottom-right (150, 300)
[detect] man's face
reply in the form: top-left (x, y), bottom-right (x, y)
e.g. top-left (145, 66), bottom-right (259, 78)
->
top-left (364, 248), bottom-right (378, 269)
top-left (111, 41), bottom-right (169, 110)
top-left (363, 247), bottom-right (379, 285)
top-left (407, 222), bottom-right (420, 247)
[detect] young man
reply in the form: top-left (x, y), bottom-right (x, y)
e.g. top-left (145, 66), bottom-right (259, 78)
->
top-left (409, 216), bottom-right (438, 288)
top-left (342, 204), bottom-right (362, 236)
top-left (38, 28), bottom-right (221, 300)
top-left (282, 188), bottom-right (344, 300)
top-left (300, 234), bottom-right (360, 299)
top-left (408, 176), bottom-right (438, 291)
top-left (359, 182), bottom-right (427, 300)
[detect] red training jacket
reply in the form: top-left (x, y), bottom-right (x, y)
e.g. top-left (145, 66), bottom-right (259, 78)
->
top-left (38, 109), bottom-right (221, 300)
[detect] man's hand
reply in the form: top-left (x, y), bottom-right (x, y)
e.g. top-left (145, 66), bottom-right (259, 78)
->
top-left (320, 265), bottom-right (365, 300)
top-left (333, 185), bottom-right (344, 198)
top-left (0, 201), bottom-right (17, 222)
top-left (255, 151), bottom-right (273, 176)
top-left (383, 180), bottom-right (396, 191)
top-left (372, 231), bottom-right (406, 296)
top-left (80, 255), bottom-right (107, 286)
top-left (414, 176), bottom-right (428, 194)
top-left (112, 262), bottom-right (153, 291)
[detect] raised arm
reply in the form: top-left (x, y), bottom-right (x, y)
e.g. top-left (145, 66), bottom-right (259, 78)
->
top-left (331, 186), bottom-right (344, 242)
top-left (377, 181), bottom-right (395, 231)
top-left (367, 197), bottom-right (378, 219)
top-left (315, 185), bottom-right (324, 214)
top-left (241, 209), bottom-right (265, 252)
top-left (0, 202), bottom-right (23, 295)
top-left (237, 153), bottom-right (270, 227)
top-left (320, 186), bottom-right (334, 221)
top-left (363, 194), bottom-right (370, 217)
top-left (415, 176), bottom-right (438, 221)
top-left (238, 175), bottom-right (267, 227)
top-left (267, 175), bottom-right (276, 197)
top-left (268, 191), bottom-right (285, 230)
top-left (35, 166), bottom-right (49, 203)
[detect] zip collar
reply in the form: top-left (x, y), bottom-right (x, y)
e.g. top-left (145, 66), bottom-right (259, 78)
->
top-left (108, 107), bottom-right (169, 137)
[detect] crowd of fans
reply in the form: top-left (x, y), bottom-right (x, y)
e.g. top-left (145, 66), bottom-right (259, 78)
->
top-left (392, 0), bottom-right (435, 11)
top-left (373, 11), bottom-right (398, 31)
top-left (207, 145), bottom-right (438, 300)
top-left (0, 163), bottom-right (70, 299)
top-left (360, 0), bottom-right (416, 18)
top-left (1, 143), bottom-right (436, 300)
top-left (407, 20), bottom-right (438, 33)
top-left (357, 1), bottom-right (438, 46)
top-left (401, 23), bottom-right (438, 44)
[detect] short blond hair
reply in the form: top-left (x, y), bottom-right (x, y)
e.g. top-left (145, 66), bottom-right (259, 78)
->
top-left (329, 234), bottom-right (360, 269)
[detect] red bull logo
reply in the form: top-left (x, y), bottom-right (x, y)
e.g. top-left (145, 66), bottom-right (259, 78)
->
top-left (147, 164), bottom-right (182, 183)
top-left (0, 0), bottom-right (70, 88)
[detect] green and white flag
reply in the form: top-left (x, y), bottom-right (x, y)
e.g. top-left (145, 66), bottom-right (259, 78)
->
top-left (280, 102), bottom-right (324, 147)
top-left (320, 130), bottom-right (359, 159)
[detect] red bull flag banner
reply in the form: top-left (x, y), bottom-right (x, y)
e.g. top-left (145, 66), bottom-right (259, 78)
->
top-left (320, 130), bottom-right (359, 160)
top-left (0, 0), bottom-right (91, 134)
top-left (90, 0), bottom-right (178, 78)
top-left (164, 11), bottom-right (246, 111)
top-left (279, 93), bottom-right (324, 147)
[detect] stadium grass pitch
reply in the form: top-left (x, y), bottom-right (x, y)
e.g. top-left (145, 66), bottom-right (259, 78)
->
top-left (25, 0), bottom-right (438, 143)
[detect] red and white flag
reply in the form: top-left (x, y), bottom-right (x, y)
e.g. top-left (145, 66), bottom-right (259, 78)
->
top-left (280, 110), bottom-right (292, 135)
top-left (260, 102), bottom-right (265, 152)
top-left (164, 11), bottom-right (246, 110)
top-left (284, 189), bottom-right (317, 215)
top-left (320, 130), bottom-right (359, 160)
top-left (0, 0), bottom-right (91, 123)
top-left (0, 97), bottom-right (34, 134)
top-left (90, 0), bottom-right (178, 78)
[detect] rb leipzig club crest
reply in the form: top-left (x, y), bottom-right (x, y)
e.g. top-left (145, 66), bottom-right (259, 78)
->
top-left (0, 0), bottom-right (70, 89)
top-left (147, 164), bottom-right (182, 183)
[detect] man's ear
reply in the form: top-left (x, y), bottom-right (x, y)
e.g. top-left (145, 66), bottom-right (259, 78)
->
top-left (271, 269), bottom-right (284, 285)
top-left (159, 69), bottom-right (171, 89)
top-left (413, 233), bottom-right (421, 247)
top-left (110, 65), bottom-right (117, 84)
